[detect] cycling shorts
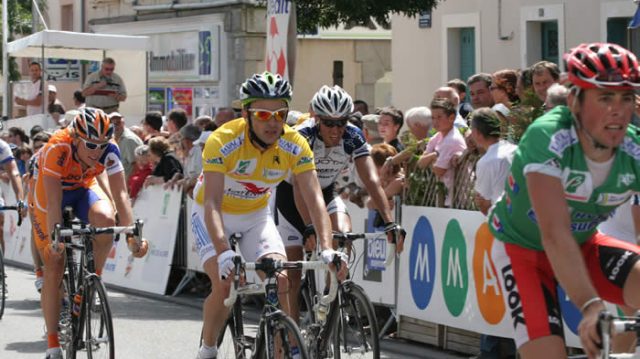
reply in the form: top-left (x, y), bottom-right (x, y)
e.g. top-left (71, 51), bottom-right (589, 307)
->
top-left (190, 203), bottom-right (286, 267)
top-left (32, 183), bottom-right (108, 254)
top-left (275, 181), bottom-right (347, 247)
top-left (491, 231), bottom-right (640, 348)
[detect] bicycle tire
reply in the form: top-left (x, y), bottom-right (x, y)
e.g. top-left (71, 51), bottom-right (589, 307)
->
top-left (332, 282), bottom-right (380, 359)
top-left (255, 313), bottom-right (309, 359)
top-left (0, 247), bottom-right (5, 320)
top-left (61, 275), bottom-right (77, 359)
top-left (84, 277), bottom-right (115, 359)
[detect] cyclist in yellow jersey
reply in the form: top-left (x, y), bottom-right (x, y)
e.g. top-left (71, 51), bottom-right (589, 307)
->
top-left (192, 72), bottom-right (348, 359)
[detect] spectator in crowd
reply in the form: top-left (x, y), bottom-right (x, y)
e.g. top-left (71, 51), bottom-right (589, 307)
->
top-left (73, 90), bottom-right (85, 109)
top-left (8, 127), bottom-right (29, 146)
top-left (353, 99), bottom-right (369, 115)
top-left (348, 111), bottom-right (364, 130)
top-left (129, 125), bottom-right (145, 142)
top-left (404, 106), bottom-right (432, 140)
top-left (370, 143), bottom-right (405, 208)
top-left (214, 107), bottom-right (235, 127)
top-left (14, 61), bottom-right (43, 116)
top-left (166, 108), bottom-right (188, 136)
top-left (545, 83), bottom-right (569, 111)
top-left (31, 131), bottom-right (50, 152)
top-left (128, 145), bottom-right (154, 200)
top-left (47, 85), bottom-right (66, 124)
top-left (470, 108), bottom-right (518, 358)
top-left (447, 78), bottom-right (474, 118)
top-left (142, 111), bottom-right (164, 144)
top-left (361, 114), bottom-right (382, 144)
top-left (491, 69), bottom-right (520, 120)
top-left (110, 112), bottom-right (143, 180)
top-left (531, 60), bottom-right (560, 103)
top-left (144, 136), bottom-right (183, 186)
top-left (417, 98), bottom-right (467, 207)
top-left (172, 124), bottom-right (202, 197)
top-left (194, 115), bottom-right (216, 132)
top-left (467, 73), bottom-right (495, 109)
top-left (29, 125), bottom-right (44, 140)
top-left (376, 106), bottom-right (405, 152)
top-left (59, 110), bottom-right (79, 128)
top-left (433, 86), bottom-right (468, 128)
top-left (15, 144), bottom-right (32, 176)
top-left (82, 57), bottom-right (127, 113)
top-left (515, 67), bottom-right (535, 100)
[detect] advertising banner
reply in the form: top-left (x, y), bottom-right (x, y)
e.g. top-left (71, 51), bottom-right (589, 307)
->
top-left (1, 181), bottom-right (33, 266)
top-left (101, 186), bottom-right (181, 295)
top-left (266, 0), bottom-right (292, 80)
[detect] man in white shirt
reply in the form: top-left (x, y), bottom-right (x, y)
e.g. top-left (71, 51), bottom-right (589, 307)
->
top-left (471, 108), bottom-right (517, 215)
top-left (14, 62), bottom-right (44, 116)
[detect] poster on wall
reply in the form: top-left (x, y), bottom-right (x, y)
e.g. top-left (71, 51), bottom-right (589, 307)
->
top-left (167, 88), bottom-right (193, 116)
top-left (148, 88), bottom-right (166, 113)
top-left (45, 59), bottom-right (80, 81)
top-left (193, 86), bottom-right (220, 118)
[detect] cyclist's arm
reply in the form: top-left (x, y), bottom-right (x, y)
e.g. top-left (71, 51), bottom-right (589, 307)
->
top-left (528, 172), bottom-right (603, 311)
top-left (97, 170), bottom-right (115, 205)
top-left (107, 170), bottom-right (134, 226)
top-left (293, 169), bottom-right (332, 250)
top-left (43, 175), bottom-right (62, 236)
top-left (354, 156), bottom-right (393, 223)
top-left (2, 160), bottom-right (23, 203)
top-left (202, 171), bottom-right (228, 254)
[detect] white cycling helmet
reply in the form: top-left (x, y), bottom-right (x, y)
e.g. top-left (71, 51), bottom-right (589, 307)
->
top-left (310, 85), bottom-right (354, 118)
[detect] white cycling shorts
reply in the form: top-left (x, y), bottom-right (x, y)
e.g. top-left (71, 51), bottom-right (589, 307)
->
top-left (190, 203), bottom-right (287, 267)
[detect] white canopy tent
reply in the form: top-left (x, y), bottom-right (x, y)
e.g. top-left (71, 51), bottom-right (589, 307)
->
top-left (4, 30), bottom-right (151, 128)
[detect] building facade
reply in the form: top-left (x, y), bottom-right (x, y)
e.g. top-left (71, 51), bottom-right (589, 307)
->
top-left (392, 0), bottom-right (640, 112)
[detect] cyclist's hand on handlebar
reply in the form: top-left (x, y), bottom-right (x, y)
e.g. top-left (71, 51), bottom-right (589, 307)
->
top-left (321, 249), bottom-right (348, 281)
top-left (384, 222), bottom-right (406, 253)
top-left (578, 302), bottom-right (607, 359)
top-left (17, 200), bottom-right (27, 219)
top-left (127, 236), bottom-right (149, 258)
top-left (217, 249), bottom-right (237, 280)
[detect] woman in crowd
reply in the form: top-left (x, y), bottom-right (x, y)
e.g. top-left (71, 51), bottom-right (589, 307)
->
top-left (490, 69), bottom-right (520, 122)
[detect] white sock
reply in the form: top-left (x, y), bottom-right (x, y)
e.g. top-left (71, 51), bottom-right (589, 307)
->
top-left (46, 347), bottom-right (62, 355)
top-left (198, 344), bottom-right (217, 358)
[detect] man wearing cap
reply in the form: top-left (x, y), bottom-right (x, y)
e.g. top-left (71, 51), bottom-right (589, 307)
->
top-left (110, 112), bottom-right (143, 180)
top-left (14, 61), bottom-right (44, 116)
top-left (47, 85), bottom-right (66, 125)
top-left (173, 124), bottom-right (202, 197)
top-left (82, 57), bottom-right (127, 113)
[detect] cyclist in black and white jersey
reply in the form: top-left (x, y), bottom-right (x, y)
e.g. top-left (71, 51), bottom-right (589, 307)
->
top-left (275, 85), bottom-right (404, 321)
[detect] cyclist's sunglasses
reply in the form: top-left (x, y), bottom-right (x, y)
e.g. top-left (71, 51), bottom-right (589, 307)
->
top-left (319, 117), bottom-right (348, 128)
top-left (248, 108), bottom-right (288, 122)
top-left (79, 137), bottom-right (109, 151)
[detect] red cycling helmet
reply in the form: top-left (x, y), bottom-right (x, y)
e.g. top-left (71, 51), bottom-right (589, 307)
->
top-left (564, 42), bottom-right (640, 90)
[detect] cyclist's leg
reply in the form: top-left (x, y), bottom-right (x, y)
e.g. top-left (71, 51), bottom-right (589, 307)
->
top-left (191, 203), bottom-right (231, 352)
top-left (79, 184), bottom-right (115, 273)
top-left (276, 181), bottom-right (306, 323)
top-left (32, 201), bottom-right (65, 352)
top-left (29, 199), bottom-right (44, 290)
top-left (491, 240), bottom-right (567, 359)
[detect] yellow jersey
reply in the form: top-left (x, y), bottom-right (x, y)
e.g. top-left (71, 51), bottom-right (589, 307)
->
top-left (194, 118), bottom-right (315, 214)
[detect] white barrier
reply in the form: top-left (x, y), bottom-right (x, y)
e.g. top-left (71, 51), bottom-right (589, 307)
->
top-left (102, 185), bottom-right (181, 295)
top-left (3, 114), bottom-right (58, 132)
top-left (1, 181), bottom-right (33, 266)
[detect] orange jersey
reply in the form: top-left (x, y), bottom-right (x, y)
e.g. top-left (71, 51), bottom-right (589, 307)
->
top-left (36, 127), bottom-right (123, 191)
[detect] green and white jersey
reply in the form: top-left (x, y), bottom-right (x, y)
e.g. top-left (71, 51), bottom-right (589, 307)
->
top-left (488, 106), bottom-right (640, 250)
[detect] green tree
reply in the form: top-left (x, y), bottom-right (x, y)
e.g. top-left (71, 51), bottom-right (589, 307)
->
top-left (292, 0), bottom-right (441, 33)
top-left (1, 0), bottom-right (40, 81)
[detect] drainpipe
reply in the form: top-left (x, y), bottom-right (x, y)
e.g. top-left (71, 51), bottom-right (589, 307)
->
top-left (498, 0), bottom-right (514, 40)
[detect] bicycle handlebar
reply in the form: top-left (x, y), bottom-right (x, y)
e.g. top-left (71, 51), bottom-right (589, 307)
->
top-left (0, 201), bottom-right (26, 227)
top-left (51, 219), bottom-right (144, 246)
top-left (223, 256), bottom-right (339, 312)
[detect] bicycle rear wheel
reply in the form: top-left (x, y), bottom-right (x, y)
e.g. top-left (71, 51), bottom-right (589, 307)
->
top-left (0, 247), bottom-right (5, 319)
top-left (257, 313), bottom-right (309, 359)
top-left (84, 277), bottom-right (114, 359)
top-left (333, 282), bottom-right (380, 359)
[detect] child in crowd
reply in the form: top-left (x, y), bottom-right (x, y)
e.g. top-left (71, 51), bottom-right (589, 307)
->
top-left (416, 98), bottom-right (467, 207)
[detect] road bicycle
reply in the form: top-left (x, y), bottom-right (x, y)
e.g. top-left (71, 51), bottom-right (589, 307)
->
top-left (211, 233), bottom-right (340, 359)
top-left (0, 202), bottom-right (25, 320)
top-left (53, 206), bottom-right (143, 359)
top-left (568, 311), bottom-right (640, 359)
top-left (299, 231), bottom-right (396, 359)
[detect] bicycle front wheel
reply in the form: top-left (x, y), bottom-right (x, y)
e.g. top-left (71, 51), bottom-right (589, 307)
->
top-left (333, 282), bottom-right (380, 359)
top-left (0, 247), bottom-right (5, 319)
top-left (258, 313), bottom-right (309, 359)
top-left (84, 277), bottom-right (114, 359)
